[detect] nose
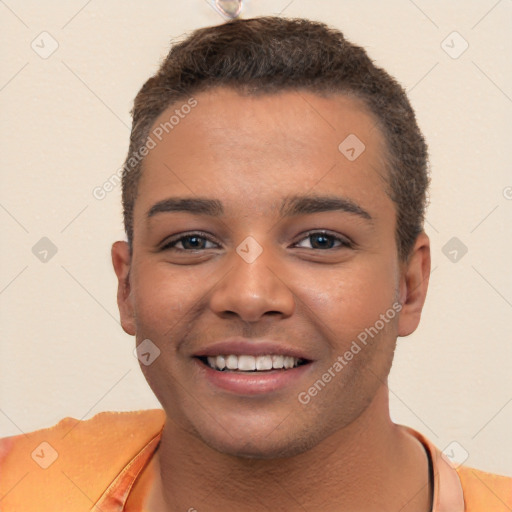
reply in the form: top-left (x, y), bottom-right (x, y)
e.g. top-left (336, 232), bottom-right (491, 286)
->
top-left (209, 246), bottom-right (296, 323)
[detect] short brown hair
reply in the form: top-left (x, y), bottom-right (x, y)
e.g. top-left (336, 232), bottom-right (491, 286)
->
top-left (122, 16), bottom-right (429, 260)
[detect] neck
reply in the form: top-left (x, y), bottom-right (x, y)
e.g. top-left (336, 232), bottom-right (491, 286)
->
top-left (148, 386), bottom-right (432, 512)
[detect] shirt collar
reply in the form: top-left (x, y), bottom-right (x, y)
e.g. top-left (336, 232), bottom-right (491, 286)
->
top-left (93, 424), bottom-right (465, 511)
top-left (400, 425), bottom-right (465, 511)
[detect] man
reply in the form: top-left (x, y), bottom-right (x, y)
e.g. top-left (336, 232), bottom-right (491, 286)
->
top-left (0, 16), bottom-right (510, 512)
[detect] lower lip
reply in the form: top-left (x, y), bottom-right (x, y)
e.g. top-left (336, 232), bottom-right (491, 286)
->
top-left (195, 358), bottom-right (314, 396)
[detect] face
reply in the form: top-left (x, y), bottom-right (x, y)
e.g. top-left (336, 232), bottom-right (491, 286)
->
top-left (113, 88), bottom-right (430, 459)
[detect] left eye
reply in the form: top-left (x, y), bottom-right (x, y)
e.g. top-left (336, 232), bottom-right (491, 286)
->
top-left (294, 232), bottom-right (350, 250)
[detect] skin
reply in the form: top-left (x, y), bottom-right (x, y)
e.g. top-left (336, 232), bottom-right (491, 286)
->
top-left (112, 88), bottom-right (431, 511)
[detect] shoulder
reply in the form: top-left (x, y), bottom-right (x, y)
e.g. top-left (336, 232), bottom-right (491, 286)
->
top-left (456, 465), bottom-right (512, 511)
top-left (0, 409), bottom-right (165, 511)
top-left (398, 424), bottom-right (511, 511)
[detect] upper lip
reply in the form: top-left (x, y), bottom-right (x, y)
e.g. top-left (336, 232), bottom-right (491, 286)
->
top-left (193, 337), bottom-right (314, 361)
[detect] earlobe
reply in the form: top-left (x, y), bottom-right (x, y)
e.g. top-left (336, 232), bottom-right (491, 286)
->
top-left (111, 241), bottom-right (136, 336)
top-left (397, 232), bottom-right (431, 337)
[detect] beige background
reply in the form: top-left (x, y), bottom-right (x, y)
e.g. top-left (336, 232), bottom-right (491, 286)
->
top-left (1, 0), bottom-right (511, 476)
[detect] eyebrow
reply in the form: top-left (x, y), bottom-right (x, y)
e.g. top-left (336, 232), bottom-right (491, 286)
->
top-left (280, 195), bottom-right (372, 221)
top-left (147, 195), bottom-right (372, 221)
top-left (147, 198), bottom-right (223, 218)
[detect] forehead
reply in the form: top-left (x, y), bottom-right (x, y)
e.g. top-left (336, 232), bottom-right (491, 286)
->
top-left (135, 88), bottom-right (392, 221)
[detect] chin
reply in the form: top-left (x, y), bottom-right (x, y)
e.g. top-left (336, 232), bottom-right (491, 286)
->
top-left (191, 417), bottom-right (323, 460)
top-left (206, 434), bottom-right (315, 460)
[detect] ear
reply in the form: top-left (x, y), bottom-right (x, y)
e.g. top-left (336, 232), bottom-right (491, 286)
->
top-left (397, 232), bottom-right (431, 337)
top-left (112, 241), bottom-right (136, 336)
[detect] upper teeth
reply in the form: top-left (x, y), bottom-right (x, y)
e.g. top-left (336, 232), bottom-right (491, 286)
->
top-left (206, 355), bottom-right (302, 371)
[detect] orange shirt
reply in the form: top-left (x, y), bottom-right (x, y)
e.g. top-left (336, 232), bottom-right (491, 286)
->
top-left (0, 409), bottom-right (510, 511)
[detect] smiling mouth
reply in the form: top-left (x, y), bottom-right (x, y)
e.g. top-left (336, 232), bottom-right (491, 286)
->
top-left (196, 354), bottom-right (310, 372)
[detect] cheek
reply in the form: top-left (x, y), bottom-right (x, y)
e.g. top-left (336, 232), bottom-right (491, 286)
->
top-left (130, 262), bottom-right (198, 337)
top-left (304, 257), bottom-right (399, 341)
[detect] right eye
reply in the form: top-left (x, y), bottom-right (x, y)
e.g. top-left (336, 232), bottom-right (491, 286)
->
top-left (160, 233), bottom-right (220, 252)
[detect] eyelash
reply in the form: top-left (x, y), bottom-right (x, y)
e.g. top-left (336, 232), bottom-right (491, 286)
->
top-left (160, 230), bottom-right (353, 252)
